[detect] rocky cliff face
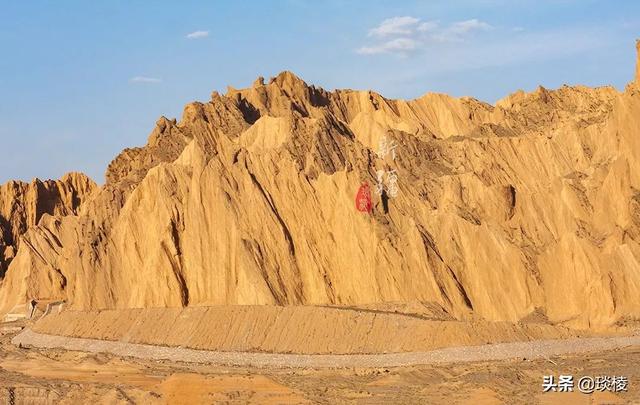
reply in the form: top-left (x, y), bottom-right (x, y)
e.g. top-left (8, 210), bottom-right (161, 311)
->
top-left (2, 44), bottom-right (640, 329)
top-left (0, 173), bottom-right (96, 277)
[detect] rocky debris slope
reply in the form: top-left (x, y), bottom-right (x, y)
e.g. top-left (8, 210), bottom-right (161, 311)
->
top-left (2, 43), bottom-right (640, 329)
top-left (31, 307), bottom-right (576, 354)
top-left (0, 173), bottom-right (96, 277)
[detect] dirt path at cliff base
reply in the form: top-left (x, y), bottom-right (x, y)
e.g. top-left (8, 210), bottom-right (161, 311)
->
top-left (11, 328), bottom-right (640, 369)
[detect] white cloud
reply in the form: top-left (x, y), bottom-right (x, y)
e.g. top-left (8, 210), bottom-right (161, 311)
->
top-left (431, 19), bottom-right (492, 42)
top-left (417, 21), bottom-right (439, 33)
top-left (386, 26), bottom-right (610, 89)
top-left (357, 38), bottom-right (419, 55)
top-left (186, 30), bottom-right (209, 39)
top-left (358, 16), bottom-right (492, 56)
top-left (449, 19), bottom-right (492, 35)
top-left (129, 76), bottom-right (162, 84)
top-left (368, 16), bottom-right (420, 37)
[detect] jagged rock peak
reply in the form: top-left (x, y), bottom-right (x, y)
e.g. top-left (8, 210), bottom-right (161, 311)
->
top-left (269, 70), bottom-right (308, 89)
top-left (0, 172), bottom-right (97, 276)
top-left (253, 76), bottom-right (265, 87)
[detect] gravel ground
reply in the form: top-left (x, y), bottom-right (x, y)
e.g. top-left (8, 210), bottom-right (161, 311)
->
top-left (12, 328), bottom-right (640, 369)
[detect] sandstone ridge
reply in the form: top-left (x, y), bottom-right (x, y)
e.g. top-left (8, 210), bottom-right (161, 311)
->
top-left (2, 43), bottom-right (640, 330)
top-left (0, 173), bottom-right (96, 277)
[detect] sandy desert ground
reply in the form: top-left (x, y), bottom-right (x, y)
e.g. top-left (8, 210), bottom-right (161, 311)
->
top-left (1, 316), bottom-right (639, 405)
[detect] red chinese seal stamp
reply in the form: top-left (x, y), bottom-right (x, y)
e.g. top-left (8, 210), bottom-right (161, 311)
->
top-left (355, 183), bottom-right (372, 213)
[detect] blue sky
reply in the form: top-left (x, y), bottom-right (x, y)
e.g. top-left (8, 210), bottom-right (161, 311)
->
top-left (1, 1), bottom-right (639, 183)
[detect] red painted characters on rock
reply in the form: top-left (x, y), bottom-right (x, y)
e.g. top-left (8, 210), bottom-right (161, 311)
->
top-left (355, 182), bottom-right (372, 213)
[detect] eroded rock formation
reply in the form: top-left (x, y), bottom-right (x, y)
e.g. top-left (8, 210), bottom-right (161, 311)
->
top-left (0, 173), bottom-right (96, 276)
top-left (2, 44), bottom-right (640, 329)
